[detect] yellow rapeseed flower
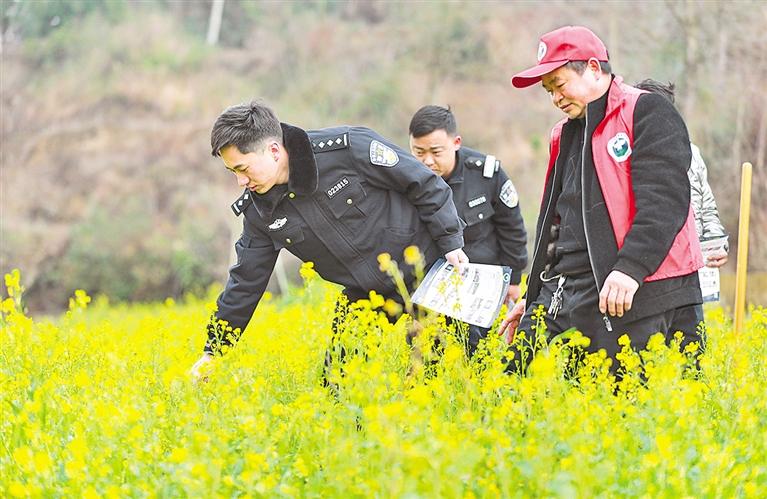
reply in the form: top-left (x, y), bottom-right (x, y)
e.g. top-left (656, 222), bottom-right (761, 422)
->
top-left (403, 245), bottom-right (422, 266)
top-left (377, 252), bottom-right (392, 272)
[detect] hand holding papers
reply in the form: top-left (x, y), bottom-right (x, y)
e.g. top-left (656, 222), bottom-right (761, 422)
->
top-left (698, 235), bottom-right (728, 302)
top-left (411, 258), bottom-right (511, 328)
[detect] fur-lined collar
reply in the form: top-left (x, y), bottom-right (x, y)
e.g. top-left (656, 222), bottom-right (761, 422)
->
top-left (281, 122), bottom-right (318, 195)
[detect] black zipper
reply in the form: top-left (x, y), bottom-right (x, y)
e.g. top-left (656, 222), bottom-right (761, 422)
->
top-left (581, 109), bottom-right (613, 332)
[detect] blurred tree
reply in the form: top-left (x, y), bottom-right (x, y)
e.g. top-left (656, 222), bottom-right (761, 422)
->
top-left (206, 0), bottom-right (225, 46)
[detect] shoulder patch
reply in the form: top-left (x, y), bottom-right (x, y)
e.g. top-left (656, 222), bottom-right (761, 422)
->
top-left (499, 179), bottom-right (519, 208)
top-left (312, 133), bottom-right (349, 153)
top-left (369, 140), bottom-right (399, 167)
top-left (231, 190), bottom-right (252, 216)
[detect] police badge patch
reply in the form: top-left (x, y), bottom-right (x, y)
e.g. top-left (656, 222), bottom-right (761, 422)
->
top-left (499, 179), bottom-right (519, 208)
top-left (268, 217), bottom-right (287, 230)
top-left (607, 132), bottom-right (632, 162)
top-left (369, 140), bottom-right (399, 167)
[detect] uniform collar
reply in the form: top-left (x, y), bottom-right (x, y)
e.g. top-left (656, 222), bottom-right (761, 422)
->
top-left (446, 149), bottom-right (466, 185)
top-left (281, 122), bottom-right (318, 196)
top-left (250, 123), bottom-right (318, 219)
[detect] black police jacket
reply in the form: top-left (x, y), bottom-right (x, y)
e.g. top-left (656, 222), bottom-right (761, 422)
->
top-left (205, 123), bottom-right (465, 354)
top-left (448, 146), bottom-right (528, 285)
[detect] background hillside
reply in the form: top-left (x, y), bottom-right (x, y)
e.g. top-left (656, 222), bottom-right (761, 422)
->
top-left (2, 0), bottom-right (765, 313)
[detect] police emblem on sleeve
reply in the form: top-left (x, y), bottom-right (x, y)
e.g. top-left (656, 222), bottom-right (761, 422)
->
top-left (369, 140), bottom-right (399, 167)
top-left (499, 179), bottom-right (519, 208)
top-left (607, 132), bottom-right (632, 162)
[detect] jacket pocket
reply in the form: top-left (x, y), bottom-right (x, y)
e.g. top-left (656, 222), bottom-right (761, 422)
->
top-left (326, 181), bottom-right (368, 219)
top-left (463, 203), bottom-right (495, 226)
top-left (462, 204), bottom-right (495, 240)
top-left (267, 225), bottom-right (305, 250)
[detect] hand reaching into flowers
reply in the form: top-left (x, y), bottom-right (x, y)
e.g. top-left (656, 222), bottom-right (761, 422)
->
top-left (499, 299), bottom-right (526, 344)
top-left (190, 353), bottom-right (214, 383)
top-left (506, 284), bottom-right (521, 305)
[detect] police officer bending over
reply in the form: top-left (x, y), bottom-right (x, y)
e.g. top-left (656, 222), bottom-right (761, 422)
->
top-left (191, 101), bottom-right (468, 378)
top-left (409, 105), bottom-right (528, 356)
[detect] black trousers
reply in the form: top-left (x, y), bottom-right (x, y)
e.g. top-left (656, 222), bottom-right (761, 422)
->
top-left (445, 318), bottom-right (490, 358)
top-left (323, 286), bottom-right (410, 387)
top-left (511, 272), bottom-right (705, 374)
top-left (324, 277), bottom-right (487, 386)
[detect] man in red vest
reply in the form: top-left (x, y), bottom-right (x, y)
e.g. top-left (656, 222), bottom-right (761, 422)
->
top-left (499, 26), bottom-right (704, 373)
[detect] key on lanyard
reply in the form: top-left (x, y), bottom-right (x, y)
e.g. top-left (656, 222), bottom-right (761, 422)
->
top-left (547, 275), bottom-right (566, 320)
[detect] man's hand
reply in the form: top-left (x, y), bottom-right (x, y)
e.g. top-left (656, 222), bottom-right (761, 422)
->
top-left (499, 299), bottom-right (526, 344)
top-left (190, 353), bottom-right (214, 383)
top-left (706, 249), bottom-right (728, 268)
top-left (599, 270), bottom-right (639, 317)
top-left (506, 284), bottom-right (521, 305)
top-left (444, 248), bottom-right (469, 269)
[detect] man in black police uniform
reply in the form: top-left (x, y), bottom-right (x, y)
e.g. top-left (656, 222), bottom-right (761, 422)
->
top-left (409, 105), bottom-right (528, 356)
top-left (191, 101), bottom-right (468, 378)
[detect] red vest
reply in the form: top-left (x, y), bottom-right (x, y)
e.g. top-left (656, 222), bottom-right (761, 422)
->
top-left (545, 77), bottom-right (703, 282)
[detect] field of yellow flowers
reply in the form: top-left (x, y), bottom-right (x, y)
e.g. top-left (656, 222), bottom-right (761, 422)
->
top-left (2, 266), bottom-right (766, 497)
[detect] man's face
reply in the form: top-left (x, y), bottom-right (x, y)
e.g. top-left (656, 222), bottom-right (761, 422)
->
top-left (541, 64), bottom-right (602, 119)
top-left (220, 143), bottom-right (283, 194)
top-left (409, 129), bottom-right (461, 179)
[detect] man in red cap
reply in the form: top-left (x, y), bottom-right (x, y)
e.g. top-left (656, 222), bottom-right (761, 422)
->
top-left (500, 26), bottom-right (705, 374)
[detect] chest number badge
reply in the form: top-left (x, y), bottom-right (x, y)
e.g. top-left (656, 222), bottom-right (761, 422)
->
top-left (607, 132), bottom-right (632, 162)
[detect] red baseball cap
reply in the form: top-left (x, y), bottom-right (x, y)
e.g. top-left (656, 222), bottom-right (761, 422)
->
top-left (511, 26), bottom-right (609, 88)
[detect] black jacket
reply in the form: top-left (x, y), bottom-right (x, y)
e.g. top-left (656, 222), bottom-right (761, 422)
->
top-left (527, 84), bottom-right (702, 325)
top-left (448, 146), bottom-right (528, 284)
top-left (206, 124), bottom-right (465, 354)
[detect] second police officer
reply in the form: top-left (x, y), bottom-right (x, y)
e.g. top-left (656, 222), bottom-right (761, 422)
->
top-left (409, 105), bottom-right (528, 356)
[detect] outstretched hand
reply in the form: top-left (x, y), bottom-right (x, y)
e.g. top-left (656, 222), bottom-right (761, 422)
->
top-left (499, 299), bottom-right (526, 344)
top-left (190, 353), bottom-right (214, 383)
top-left (506, 284), bottom-right (521, 305)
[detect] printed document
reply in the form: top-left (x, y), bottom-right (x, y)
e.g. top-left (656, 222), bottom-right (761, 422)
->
top-left (698, 235), bottom-right (728, 302)
top-left (411, 258), bottom-right (511, 328)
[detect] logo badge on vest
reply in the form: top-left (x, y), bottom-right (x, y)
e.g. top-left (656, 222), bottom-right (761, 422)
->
top-left (537, 41), bottom-right (547, 62)
top-left (369, 140), bottom-right (399, 167)
top-left (607, 132), bottom-right (632, 162)
top-left (268, 217), bottom-right (287, 231)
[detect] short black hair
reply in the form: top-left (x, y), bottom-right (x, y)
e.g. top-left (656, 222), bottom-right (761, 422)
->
top-left (566, 60), bottom-right (612, 76)
top-left (210, 100), bottom-right (283, 157)
top-left (409, 105), bottom-right (458, 138)
top-left (634, 78), bottom-right (676, 105)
